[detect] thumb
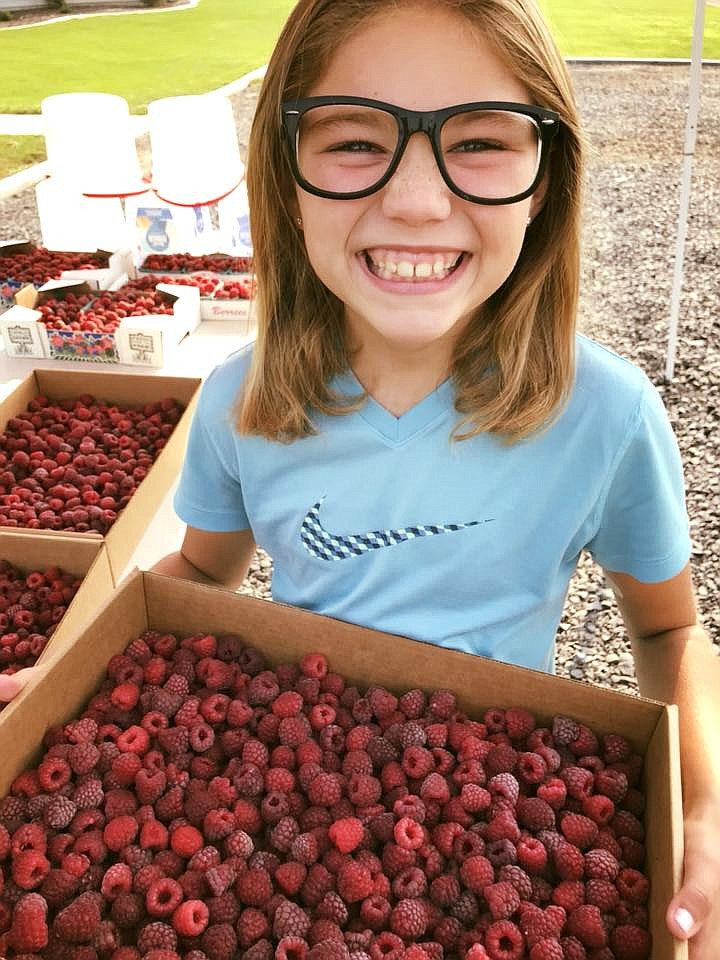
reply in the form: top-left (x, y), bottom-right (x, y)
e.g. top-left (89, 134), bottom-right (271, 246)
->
top-left (0, 667), bottom-right (38, 703)
top-left (666, 857), bottom-right (715, 939)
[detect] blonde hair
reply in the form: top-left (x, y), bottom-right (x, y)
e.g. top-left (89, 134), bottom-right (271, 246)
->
top-left (240, 0), bottom-right (584, 443)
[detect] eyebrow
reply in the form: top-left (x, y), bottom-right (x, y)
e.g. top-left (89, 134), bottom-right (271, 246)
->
top-left (301, 110), bottom-right (393, 133)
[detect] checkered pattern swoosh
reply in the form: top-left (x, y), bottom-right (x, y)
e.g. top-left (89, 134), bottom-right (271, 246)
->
top-left (301, 497), bottom-right (493, 561)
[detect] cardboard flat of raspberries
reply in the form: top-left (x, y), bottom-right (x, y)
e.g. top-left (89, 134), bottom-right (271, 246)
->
top-left (0, 571), bottom-right (686, 960)
top-left (0, 530), bottom-right (113, 679)
top-left (0, 368), bottom-right (201, 579)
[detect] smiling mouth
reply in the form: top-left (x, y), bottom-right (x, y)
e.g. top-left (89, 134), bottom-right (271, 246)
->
top-left (362, 250), bottom-right (466, 282)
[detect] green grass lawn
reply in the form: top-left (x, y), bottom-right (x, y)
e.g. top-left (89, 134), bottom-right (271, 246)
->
top-left (0, 136), bottom-right (46, 179)
top-left (0, 0), bottom-right (718, 116)
top-left (540, 0), bottom-right (720, 59)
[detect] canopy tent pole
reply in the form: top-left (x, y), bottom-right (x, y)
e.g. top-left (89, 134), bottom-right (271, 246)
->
top-left (665, 0), bottom-right (706, 380)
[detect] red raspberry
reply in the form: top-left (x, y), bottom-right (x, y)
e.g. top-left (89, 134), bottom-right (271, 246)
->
top-left (504, 707), bottom-right (535, 740)
top-left (328, 817), bottom-right (364, 854)
top-left (44, 796), bottom-right (77, 831)
top-left (485, 881), bottom-right (521, 920)
top-left (611, 810), bottom-right (645, 843)
top-left (602, 733), bottom-right (632, 764)
top-left (568, 725), bottom-right (598, 758)
top-left (551, 880), bottom-right (585, 912)
top-left (585, 878), bottom-right (620, 912)
top-left (551, 715), bottom-right (579, 746)
top-left (559, 767), bottom-right (593, 801)
top-left (146, 878), bottom-right (183, 917)
top-left (389, 898), bottom-right (427, 939)
top-left (559, 814), bottom-right (598, 851)
top-left (558, 936), bottom-right (586, 960)
top-left (236, 868), bottom-right (273, 908)
top-left (485, 919), bottom-right (524, 960)
top-left (368, 687), bottom-right (398, 720)
top-left (610, 924), bottom-right (651, 960)
top-left (103, 815), bottom-right (138, 852)
top-left (201, 921), bottom-right (238, 960)
top-left (517, 752), bottom-right (547, 785)
top-left (529, 939), bottom-right (563, 960)
top-left (399, 689), bottom-right (426, 719)
top-left (337, 861), bottom-right (374, 903)
top-left (53, 890), bottom-right (101, 942)
top-left (101, 863), bottom-right (133, 900)
top-left (170, 824), bottom-right (203, 858)
top-left (173, 898), bottom-right (210, 936)
top-left (516, 837), bottom-right (548, 874)
top-left (536, 778), bottom-right (566, 810)
top-left (458, 854), bottom-right (493, 892)
top-left (584, 848), bottom-right (619, 881)
top-left (581, 793), bottom-right (614, 826)
top-left (8, 892), bottom-right (49, 953)
top-left (428, 689), bottom-right (456, 720)
top-left (593, 769), bottom-right (628, 804)
top-left (12, 850), bottom-right (50, 890)
top-left (138, 921), bottom-right (178, 954)
top-left (300, 653), bottom-right (328, 679)
top-left (566, 905), bottom-right (606, 949)
top-left (517, 797), bottom-right (556, 831)
top-left (616, 868), bottom-right (649, 904)
top-left (273, 899), bottom-right (311, 939)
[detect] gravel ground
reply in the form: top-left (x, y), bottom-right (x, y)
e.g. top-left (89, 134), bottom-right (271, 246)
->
top-left (1, 64), bottom-right (718, 692)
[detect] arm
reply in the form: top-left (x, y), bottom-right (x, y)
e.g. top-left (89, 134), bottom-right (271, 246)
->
top-left (152, 525), bottom-right (257, 590)
top-left (604, 564), bottom-right (720, 955)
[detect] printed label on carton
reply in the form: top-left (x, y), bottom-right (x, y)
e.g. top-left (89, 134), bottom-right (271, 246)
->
top-left (5, 324), bottom-right (38, 356)
top-left (128, 331), bottom-right (158, 364)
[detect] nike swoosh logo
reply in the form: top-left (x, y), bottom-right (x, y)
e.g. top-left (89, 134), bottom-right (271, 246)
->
top-left (300, 497), bottom-right (494, 561)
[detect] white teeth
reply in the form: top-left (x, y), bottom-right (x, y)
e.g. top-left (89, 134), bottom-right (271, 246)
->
top-left (364, 250), bottom-right (464, 281)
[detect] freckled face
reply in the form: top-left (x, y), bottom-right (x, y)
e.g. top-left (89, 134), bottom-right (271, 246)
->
top-left (294, 5), bottom-right (544, 357)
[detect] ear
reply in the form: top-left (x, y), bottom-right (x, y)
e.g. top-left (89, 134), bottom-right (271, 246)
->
top-left (529, 171), bottom-right (550, 220)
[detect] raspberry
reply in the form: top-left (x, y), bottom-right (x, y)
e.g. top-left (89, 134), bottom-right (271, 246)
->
top-left (328, 817), bottom-right (364, 854)
top-left (609, 924), bottom-right (651, 960)
top-left (528, 940), bottom-right (563, 960)
top-left (389, 898), bottom-right (427, 939)
top-left (137, 921), bottom-right (178, 954)
top-left (8, 892), bottom-right (49, 953)
top-left (237, 868), bottom-right (273, 908)
top-left (428, 690), bottom-right (456, 720)
top-left (44, 796), bottom-right (76, 831)
top-left (559, 767), bottom-right (593, 801)
top-left (517, 797), bottom-right (556, 831)
top-left (103, 815), bottom-right (138, 852)
top-left (53, 891), bottom-right (101, 943)
top-left (552, 841), bottom-right (585, 881)
top-left (581, 793), bottom-right (614, 826)
top-left (458, 854), bottom-right (493, 892)
top-left (73, 778), bottom-right (104, 810)
top-left (201, 921), bottom-right (238, 960)
top-left (170, 824), bottom-right (203, 858)
top-left (274, 899), bottom-right (311, 939)
top-left (551, 716), bottom-right (579, 747)
top-left (485, 881), bottom-right (521, 920)
top-left (566, 905), bottom-right (606, 949)
top-left (498, 865), bottom-right (533, 900)
top-left (558, 937), bottom-right (586, 960)
top-left (38, 757), bottom-right (72, 792)
top-left (516, 837), bottom-right (548, 874)
top-left (399, 689), bottom-right (426, 719)
top-left (276, 936), bottom-right (309, 960)
top-left (616, 868), bottom-right (649, 904)
top-left (39, 868), bottom-right (78, 908)
top-left (611, 810), bottom-right (644, 843)
top-left (172, 898), bottom-right (209, 936)
top-left (12, 851), bottom-right (50, 890)
top-left (585, 878), bottom-right (619, 912)
top-left (110, 891), bottom-right (144, 928)
top-left (485, 919), bottom-right (524, 960)
top-left (300, 653), bottom-right (328, 679)
top-left (504, 707), bottom-right (536, 740)
top-left (337, 861), bottom-right (374, 903)
top-left (101, 863), bottom-right (133, 899)
top-left (559, 814), bottom-right (598, 851)
top-left (584, 848), bottom-right (619, 881)
top-left (517, 752), bottom-right (547, 785)
top-left (146, 877), bottom-right (183, 917)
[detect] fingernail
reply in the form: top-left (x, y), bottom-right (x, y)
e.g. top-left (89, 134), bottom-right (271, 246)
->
top-left (675, 907), bottom-right (694, 935)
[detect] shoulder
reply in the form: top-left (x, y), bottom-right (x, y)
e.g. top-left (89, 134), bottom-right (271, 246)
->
top-left (571, 333), bottom-right (657, 422)
top-left (196, 343), bottom-right (255, 423)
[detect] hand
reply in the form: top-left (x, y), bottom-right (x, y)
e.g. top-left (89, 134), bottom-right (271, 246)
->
top-left (0, 666), bottom-right (40, 703)
top-left (666, 805), bottom-right (720, 957)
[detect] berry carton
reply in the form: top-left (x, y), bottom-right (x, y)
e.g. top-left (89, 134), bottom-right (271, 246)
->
top-left (0, 369), bottom-right (201, 579)
top-left (0, 240), bottom-right (135, 315)
top-left (0, 278), bottom-right (201, 367)
top-left (137, 252), bottom-right (256, 327)
top-left (0, 531), bottom-right (113, 698)
top-left (0, 571), bottom-right (685, 959)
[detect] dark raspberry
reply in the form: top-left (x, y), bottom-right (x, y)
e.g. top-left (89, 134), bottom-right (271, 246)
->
top-left (53, 891), bottom-right (101, 943)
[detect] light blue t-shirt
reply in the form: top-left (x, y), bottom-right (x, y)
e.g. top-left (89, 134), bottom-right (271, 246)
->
top-left (174, 335), bottom-right (691, 673)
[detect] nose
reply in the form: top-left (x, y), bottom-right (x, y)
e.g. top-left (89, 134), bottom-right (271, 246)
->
top-left (380, 131), bottom-right (452, 224)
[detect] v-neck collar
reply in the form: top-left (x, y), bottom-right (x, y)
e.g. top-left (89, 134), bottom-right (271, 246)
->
top-left (332, 368), bottom-right (455, 443)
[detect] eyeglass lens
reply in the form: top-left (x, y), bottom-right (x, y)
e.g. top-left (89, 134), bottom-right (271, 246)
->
top-left (296, 104), bottom-right (542, 200)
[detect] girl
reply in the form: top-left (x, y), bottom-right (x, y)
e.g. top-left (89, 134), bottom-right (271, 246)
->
top-left (6, 0), bottom-right (719, 952)
top-left (157, 1), bottom-right (720, 953)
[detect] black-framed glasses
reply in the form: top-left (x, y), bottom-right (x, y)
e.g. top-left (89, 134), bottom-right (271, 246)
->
top-left (281, 96), bottom-right (560, 205)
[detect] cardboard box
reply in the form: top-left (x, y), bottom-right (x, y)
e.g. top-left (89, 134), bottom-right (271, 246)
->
top-left (0, 529), bottom-right (113, 675)
top-left (0, 280), bottom-right (201, 367)
top-left (0, 241), bottom-right (134, 316)
top-left (0, 571), bottom-right (685, 959)
top-left (0, 369), bottom-right (201, 579)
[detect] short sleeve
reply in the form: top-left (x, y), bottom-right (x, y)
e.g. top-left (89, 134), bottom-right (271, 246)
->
top-left (173, 369), bottom-right (250, 532)
top-left (585, 378), bottom-right (691, 582)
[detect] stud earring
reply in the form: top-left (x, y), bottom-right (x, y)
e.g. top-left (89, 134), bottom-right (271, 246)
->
top-left (526, 216), bottom-right (533, 227)
top-left (296, 217), bottom-right (303, 228)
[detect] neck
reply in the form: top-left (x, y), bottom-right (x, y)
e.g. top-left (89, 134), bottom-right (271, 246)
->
top-left (350, 345), bottom-right (452, 418)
